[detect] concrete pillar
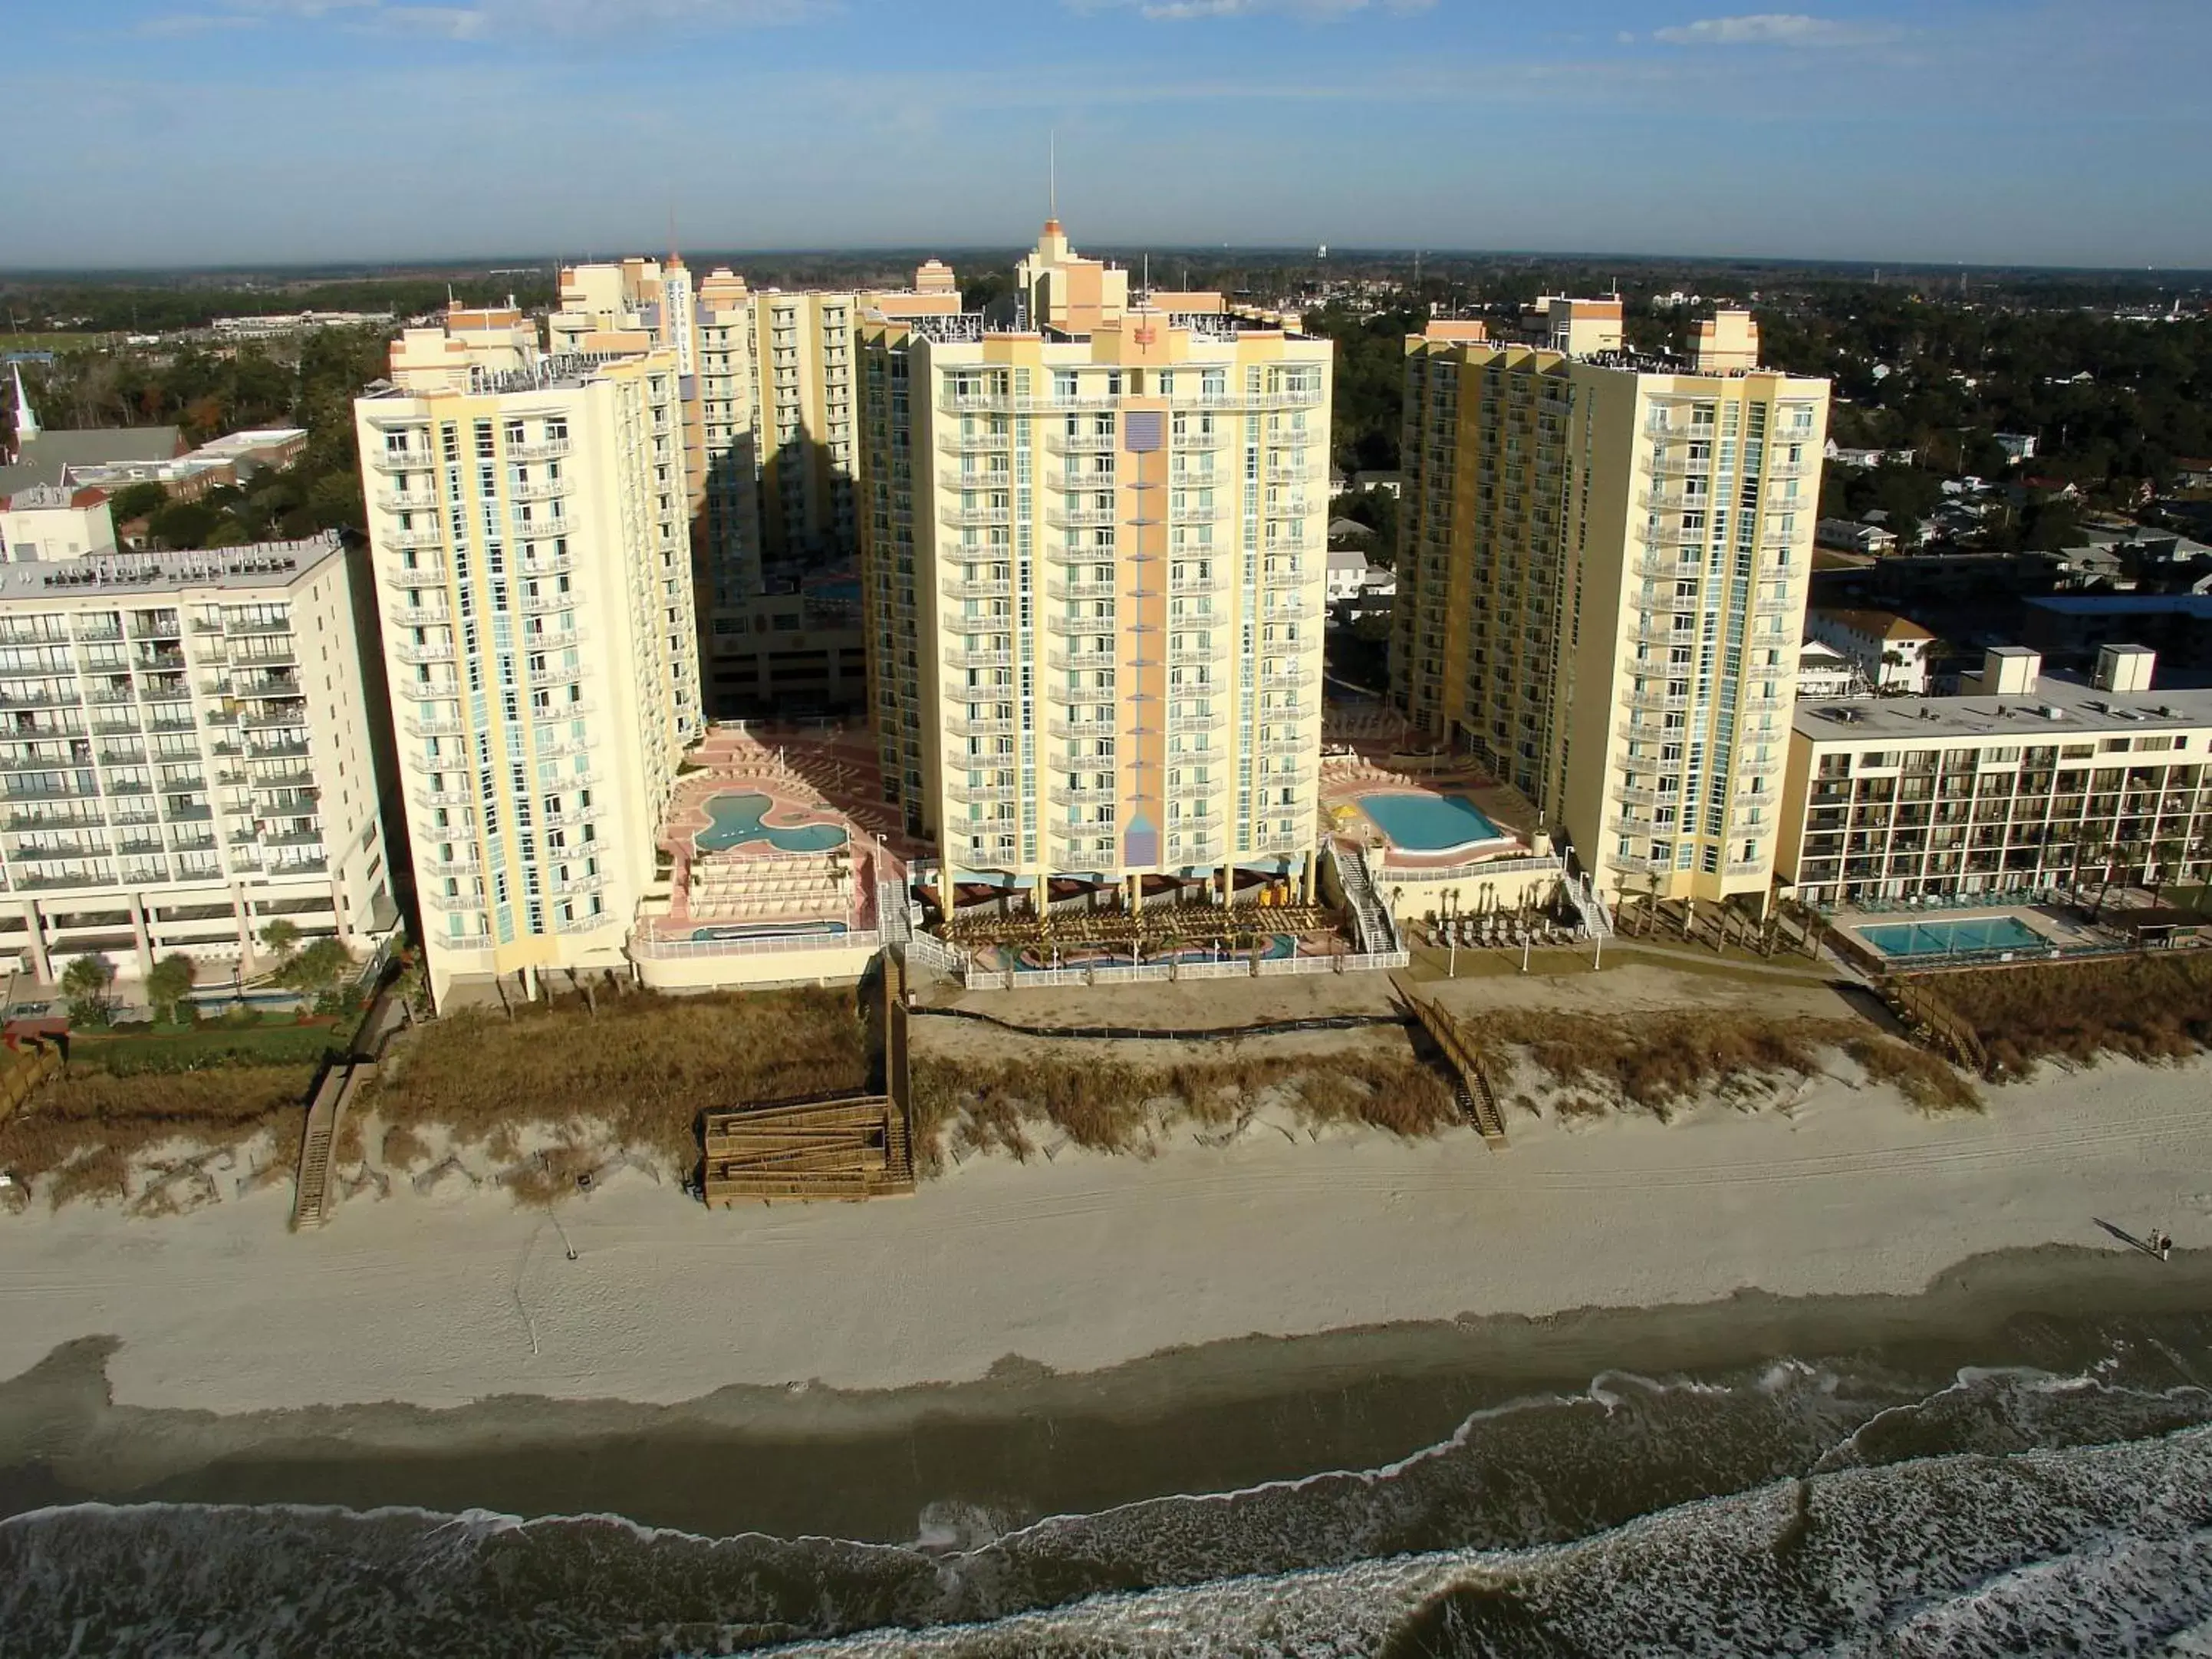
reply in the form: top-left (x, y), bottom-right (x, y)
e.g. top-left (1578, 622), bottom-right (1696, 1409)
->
top-left (1216, 862), bottom-right (1228, 905)
top-left (128, 894), bottom-right (153, 981)
top-left (233, 883), bottom-right (256, 979)
top-left (1126, 873), bottom-right (1139, 914)
top-left (1302, 849), bottom-right (1317, 906)
top-left (21, 900), bottom-right (51, 985)
top-left (1033, 872), bottom-right (1048, 918)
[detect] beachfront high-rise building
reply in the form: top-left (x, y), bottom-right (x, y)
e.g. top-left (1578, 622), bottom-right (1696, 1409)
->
top-left (0, 533), bottom-right (397, 986)
top-left (553, 258), bottom-right (962, 715)
top-left (858, 221), bottom-right (1334, 912)
top-left (354, 304), bottom-right (701, 1008)
top-left (1393, 310), bottom-right (1830, 912)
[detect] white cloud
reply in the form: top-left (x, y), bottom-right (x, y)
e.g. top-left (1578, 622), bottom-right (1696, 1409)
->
top-left (135, 12), bottom-right (265, 34)
top-left (211, 0), bottom-right (831, 34)
top-left (1651, 13), bottom-right (1898, 47)
top-left (1076, 0), bottom-right (1435, 20)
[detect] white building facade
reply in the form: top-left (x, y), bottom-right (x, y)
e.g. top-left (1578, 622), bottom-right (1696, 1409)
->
top-left (355, 309), bottom-right (702, 1008)
top-left (0, 535), bottom-right (397, 985)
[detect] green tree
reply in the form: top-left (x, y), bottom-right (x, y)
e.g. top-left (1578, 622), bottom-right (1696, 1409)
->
top-left (259, 917), bottom-right (301, 966)
top-left (146, 499), bottom-right (219, 550)
top-left (61, 953), bottom-right (118, 1027)
top-left (281, 936), bottom-right (353, 992)
top-left (106, 480), bottom-right (168, 522)
top-left (144, 951), bottom-right (198, 1025)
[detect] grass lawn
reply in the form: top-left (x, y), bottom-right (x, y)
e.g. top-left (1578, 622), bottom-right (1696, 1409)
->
top-left (67, 1017), bottom-right (345, 1077)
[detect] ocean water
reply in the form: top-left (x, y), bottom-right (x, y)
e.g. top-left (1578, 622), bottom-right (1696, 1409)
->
top-left (5, 1308), bottom-right (2212, 1657)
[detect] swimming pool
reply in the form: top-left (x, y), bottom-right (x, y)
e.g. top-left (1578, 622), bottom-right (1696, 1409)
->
top-left (1858, 916), bottom-right (2050, 959)
top-left (696, 792), bottom-right (850, 855)
top-left (690, 920), bottom-right (848, 943)
top-left (1358, 792), bottom-right (1507, 854)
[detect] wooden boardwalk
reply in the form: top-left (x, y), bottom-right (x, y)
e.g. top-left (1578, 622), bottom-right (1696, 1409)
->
top-left (700, 1094), bottom-right (913, 1205)
top-left (1395, 983), bottom-right (1509, 1147)
top-left (700, 953), bottom-right (918, 1206)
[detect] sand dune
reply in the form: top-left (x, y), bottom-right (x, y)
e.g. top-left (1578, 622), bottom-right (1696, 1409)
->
top-left (0, 1055), bottom-right (2205, 1414)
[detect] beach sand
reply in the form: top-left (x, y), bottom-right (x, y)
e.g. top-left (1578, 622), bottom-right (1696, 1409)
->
top-left (0, 1052), bottom-right (2204, 1423)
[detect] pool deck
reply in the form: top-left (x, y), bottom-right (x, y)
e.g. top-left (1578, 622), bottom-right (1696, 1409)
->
top-left (1317, 706), bottom-right (1543, 875)
top-left (1834, 900), bottom-right (2112, 963)
top-left (636, 724), bottom-right (932, 949)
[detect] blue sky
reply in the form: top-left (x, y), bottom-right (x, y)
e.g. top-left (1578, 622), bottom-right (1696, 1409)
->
top-left (6, 0), bottom-right (2209, 269)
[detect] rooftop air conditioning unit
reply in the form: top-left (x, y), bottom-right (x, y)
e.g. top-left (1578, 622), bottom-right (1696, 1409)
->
top-left (2039, 706), bottom-right (2066, 720)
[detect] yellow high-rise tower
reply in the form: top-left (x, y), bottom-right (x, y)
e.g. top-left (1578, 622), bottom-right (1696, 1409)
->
top-left (1394, 310), bottom-right (1830, 911)
top-left (859, 223), bottom-right (1335, 913)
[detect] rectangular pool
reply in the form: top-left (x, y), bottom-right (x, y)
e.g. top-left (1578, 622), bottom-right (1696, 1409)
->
top-left (1858, 915), bottom-right (2050, 959)
top-left (1358, 792), bottom-right (1506, 854)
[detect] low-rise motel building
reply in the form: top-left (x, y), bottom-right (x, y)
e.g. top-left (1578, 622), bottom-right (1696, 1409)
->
top-left (0, 535), bottom-right (397, 986)
top-left (856, 219), bottom-right (1334, 917)
top-left (1779, 644), bottom-right (2212, 910)
top-left (1393, 303), bottom-right (1831, 915)
top-left (354, 304), bottom-right (701, 1011)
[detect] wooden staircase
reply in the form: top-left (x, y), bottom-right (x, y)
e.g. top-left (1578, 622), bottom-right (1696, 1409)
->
top-left (1396, 981), bottom-right (1508, 1147)
top-left (290, 1065), bottom-right (350, 1229)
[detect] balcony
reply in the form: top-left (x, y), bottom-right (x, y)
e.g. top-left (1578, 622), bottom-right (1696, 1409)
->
top-left (1044, 578), bottom-right (1116, 604)
top-left (946, 778), bottom-right (1019, 806)
top-left (1047, 719), bottom-right (1118, 740)
top-left (412, 785), bottom-right (476, 811)
top-left (369, 448), bottom-right (433, 474)
top-left (1168, 570), bottom-right (1228, 596)
top-left (943, 644), bottom-right (1014, 672)
top-left (384, 556), bottom-right (449, 588)
top-left (1045, 505), bottom-right (1118, 531)
top-left (1044, 429), bottom-right (1119, 456)
top-left (1047, 648), bottom-right (1118, 673)
top-left (510, 438), bottom-right (571, 462)
top-left (940, 503), bottom-right (1012, 530)
top-left (1056, 682), bottom-right (1119, 705)
top-left (945, 713), bottom-right (1018, 739)
top-left (1258, 666), bottom-right (1314, 690)
top-left (938, 429), bottom-right (1012, 454)
top-left (1257, 565), bottom-right (1310, 591)
top-left (938, 465), bottom-right (1011, 493)
top-left (1049, 782), bottom-right (1118, 808)
top-left (525, 662), bottom-right (585, 690)
top-left (0, 686), bottom-right (80, 711)
top-left (377, 489), bottom-right (441, 514)
top-left (1170, 426), bottom-right (1227, 450)
top-left (393, 639), bottom-right (456, 667)
top-left (1043, 612), bottom-right (1116, 638)
top-left (1621, 686), bottom-right (1690, 714)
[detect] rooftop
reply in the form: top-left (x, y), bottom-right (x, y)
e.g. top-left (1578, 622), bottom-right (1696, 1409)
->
top-left (1812, 607), bottom-right (1937, 642)
top-left (2026, 593), bottom-right (2212, 618)
top-left (0, 533), bottom-right (342, 601)
top-left (1792, 670), bottom-right (2212, 744)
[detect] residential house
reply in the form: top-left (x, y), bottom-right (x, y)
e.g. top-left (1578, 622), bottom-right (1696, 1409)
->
top-left (1807, 607), bottom-right (1937, 694)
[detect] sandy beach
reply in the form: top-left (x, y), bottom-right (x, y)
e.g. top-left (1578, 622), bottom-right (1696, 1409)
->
top-left (0, 1052), bottom-right (2204, 1417)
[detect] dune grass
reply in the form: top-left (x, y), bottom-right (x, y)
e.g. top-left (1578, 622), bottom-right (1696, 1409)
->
top-left (1455, 1008), bottom-right (1981, 1117)
top-left (367, 986), bottom-right (869, 1171)
top-left (1927, 953), bottom-right (2212, 1078)
top-left (909, 1050), bottom-right (1456, 1172)
top-left (0, 1065), bottom-right (316, 1208)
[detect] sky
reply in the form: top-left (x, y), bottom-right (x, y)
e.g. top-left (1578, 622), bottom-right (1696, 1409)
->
top-left (5, 0), bottom-right (2210, 271)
